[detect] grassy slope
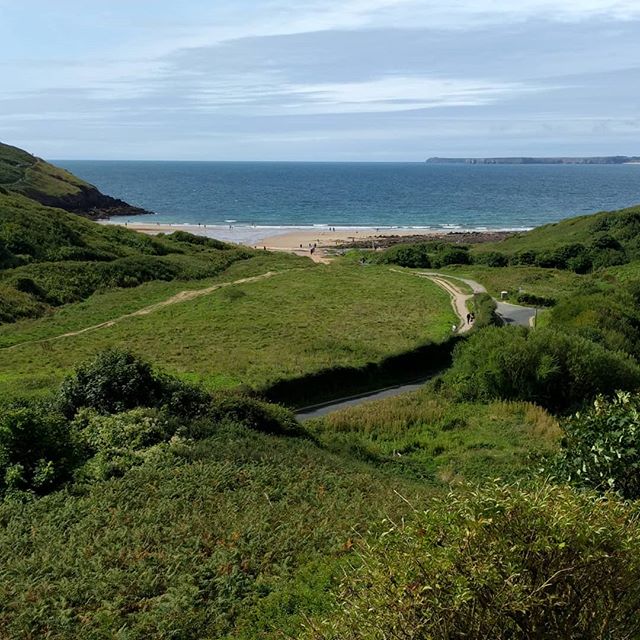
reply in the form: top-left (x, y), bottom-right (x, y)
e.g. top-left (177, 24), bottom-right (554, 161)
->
top-left (0, 190), bottom-right (301, 323)
top-left (0, 263), bottom-right (455, 398)
top-left (0, 425), bottom-right (433, 640)
top-left (0, 141), bottom-right (90, 199)
top-left (0, 384), bottom-right (560, 639)
top-left (473, 203), bottom-right (640, 256)
top-left (310, 387), bottom-right (560, 484)
top-left (438, 264), bottom-right (590, 298)
top-left (0, 191), bottom-right (160, 263)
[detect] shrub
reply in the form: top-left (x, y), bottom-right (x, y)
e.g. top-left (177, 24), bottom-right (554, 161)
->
top-left (0, 402), bottom-right (78, 494)
top-left (375, 243), bottom-right (431, 268)
top-left (471, 292), bottom-right (502, 328)
top-left (535, 243), bottom-right (591, 272)
top-left (555, 391), bottom-right (640, 498)
top-left (515, 291), bottom-right (555, 307)
top-left (550, 288), bottom-right (640, 359)
top-left (431, 246), bottom-right (470, 267)
top-left (57, 348), bottom-right (165, 417)
top-left (308, 481), bottom-right (640, 640)
top-left (444, 326), bottom-right (640, 411)
top-left (473, 251), bottom-right (508, 267)
top-left (72, 407), bottom-right (178, 480)
top-left (510, 249), bottom-right (537, 265)
top-left (207, 395), bottom-right (305, 438)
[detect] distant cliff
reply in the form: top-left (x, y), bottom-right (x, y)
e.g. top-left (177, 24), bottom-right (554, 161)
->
top-left (426, 156), bottom-right (640, 165)
top-left (0, 142), bottom-right (152, 219)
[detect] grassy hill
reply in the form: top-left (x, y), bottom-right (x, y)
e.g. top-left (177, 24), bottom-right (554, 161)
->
top-left (0, 141), bottom-right (150, 218)
top-left (0, 190), bottom-right (291, 323)
top-left (472, 203), bottom-right (640, 271)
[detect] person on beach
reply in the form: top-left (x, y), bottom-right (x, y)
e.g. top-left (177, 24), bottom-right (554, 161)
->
top-left (466, 313), bottom-right (471, 324)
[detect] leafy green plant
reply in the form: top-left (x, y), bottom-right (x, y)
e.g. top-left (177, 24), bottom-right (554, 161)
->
top-left (444, 326), bottom-right (640, 411)
top-left (57, 348), bottom-right (165, 416)
top-left (306, 481), bottom-right (640, 640)
top-left (555, 391), bottom-right (640, 498)
top-left (470, 292), bottom-right (501, 328)
top-left (0, 402), bottom-right (78, 493)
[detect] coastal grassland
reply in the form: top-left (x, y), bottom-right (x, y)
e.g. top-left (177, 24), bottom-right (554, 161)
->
top-left (0, 426), bottom-right (433, 640)
top-left (0, 263), bottom-right (456, 399)
top-left (0, 141), bottom-right (90, 197)
top-left (0, 252), bottom-right (306, 348)
top-left (309, 388), bottom-right (560, 484)
top-left (0, 349), bottom-right (567, 640)
top-left (437, 264), bottom-right (590, 299)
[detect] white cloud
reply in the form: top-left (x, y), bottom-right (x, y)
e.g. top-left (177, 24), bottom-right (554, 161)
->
top-left (282, 76), bottom-right (534, 114)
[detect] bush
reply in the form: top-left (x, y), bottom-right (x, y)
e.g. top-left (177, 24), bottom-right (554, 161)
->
top-left (510, 249), bottom-right (537, 265)
top-left (444, 326), bottom-right (640, 411)
top-left (57, 348), bottom-right (165, 417)
top-left (550, 288), bottom-right (640, 359)
top-left (207, 395), bottom-right (305, 437)
top-left (308, 481), bottom-right (640, 640)
top-left (431, 246), bottom-right (470, 267)
top-left (473, 251), bottom-right (508, 267)
top-left (535, 243), bottom-right (591, 272)
top-left (375, 243), bottom-right (431, 268)
top-left (72, 407), bottom-right (178, 481)
top-left (471, 292), bottom-right (502, 328)
top-left (555, 392), bottom-right (640, 498)
top-left (515, 291), bottom-right (556, 307)
top-left (0, 402), bottom-right (78, 494)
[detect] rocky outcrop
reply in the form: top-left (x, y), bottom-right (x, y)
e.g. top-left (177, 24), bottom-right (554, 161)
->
top-left (22, 184), bottom-right (153, 220)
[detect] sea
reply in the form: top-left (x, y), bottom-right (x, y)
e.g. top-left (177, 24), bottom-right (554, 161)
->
top-left (56, 160), bottom-right (640, 242)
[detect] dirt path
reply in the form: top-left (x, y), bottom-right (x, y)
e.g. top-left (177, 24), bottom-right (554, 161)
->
top-left (390, 268), bottom-right (473, 333)
top-left (1, 270), bottom-right (282, 352)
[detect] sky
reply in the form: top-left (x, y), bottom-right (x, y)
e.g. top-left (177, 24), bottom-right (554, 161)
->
top-left (1, 0), bottom-right (639, 160)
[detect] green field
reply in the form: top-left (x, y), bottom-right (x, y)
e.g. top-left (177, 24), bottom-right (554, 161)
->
top-left (310, 388), bottom-right (560, 483)
top-left (0, 262), bottom-right (455, 398)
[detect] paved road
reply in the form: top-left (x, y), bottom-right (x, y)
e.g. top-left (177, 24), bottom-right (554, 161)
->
top-left (296, 377), bottom-right (430, 421)
top-left (419, 272), bottom-right (536, 327)
top-left (296, 270), bottom-right (537, 421)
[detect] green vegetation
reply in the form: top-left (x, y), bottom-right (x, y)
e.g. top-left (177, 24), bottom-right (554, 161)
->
top-left (0, 141), bottom-right (147, 217)
top-left (0, 142), bottom-right (91, 201)
top-left (309, 390), bottom-right (559, 483)
top-left (374, 204), bottom-right (640, 275)
top-left (0, 263), bottom-right (456, 400)
top-left (555, 391), bottom-right (640, 498)
top-left (2, 146), bottom-right (640, 637)
top-left (0, 350), bottom-right (431, 638)
top-left (469, 292), bottom-right (501, 328)
top-left (0, 191), bottom-right (277, 322)
top-left (307, 481), bottom-right (640, 640)
top-left (374, 240), bottom-right (470, 268)
top-left (442, 325), bottom-right (640, 411)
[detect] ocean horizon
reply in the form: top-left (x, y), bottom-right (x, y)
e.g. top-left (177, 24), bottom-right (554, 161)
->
top-left (57, 160), bottom-right (640, 234)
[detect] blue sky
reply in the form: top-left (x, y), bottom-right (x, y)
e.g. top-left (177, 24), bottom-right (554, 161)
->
top-left (1, 0), bottom-right (640, 160)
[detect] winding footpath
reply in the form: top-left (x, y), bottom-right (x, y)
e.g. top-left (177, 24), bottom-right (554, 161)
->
top-left (0, 270), bottom-right (283, 352)
top-left (415, 271), bottom-right (537, 328)
top-left (297, 270), bottom-right (537, 420)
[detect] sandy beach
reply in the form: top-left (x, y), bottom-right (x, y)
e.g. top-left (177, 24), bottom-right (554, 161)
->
top-left (104, 222), bottom-right (516, 262)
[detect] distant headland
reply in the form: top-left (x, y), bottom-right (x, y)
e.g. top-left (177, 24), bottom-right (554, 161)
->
top-left (426, 156), bottom-right (640, 165)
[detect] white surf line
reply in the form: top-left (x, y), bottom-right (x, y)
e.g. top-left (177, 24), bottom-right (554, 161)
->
top-left (0, 270), bottom-right (285, 352)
